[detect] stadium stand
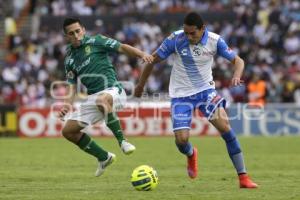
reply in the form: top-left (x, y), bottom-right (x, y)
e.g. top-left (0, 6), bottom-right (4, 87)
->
top-left (0, 0), bottom-right (299, 107)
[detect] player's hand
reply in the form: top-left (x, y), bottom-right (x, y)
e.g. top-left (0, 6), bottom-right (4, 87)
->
top-left (231, 77), bottom-right (244, 87)
top-left (141, 53), bottom-right (154, 64)
top-left (134, 84), bottom-right (144, 97)
top-left (57, 105), bottom-right (71, 120)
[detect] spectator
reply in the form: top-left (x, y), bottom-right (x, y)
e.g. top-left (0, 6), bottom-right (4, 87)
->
top-left (247, 74), bottom-right (267, 106)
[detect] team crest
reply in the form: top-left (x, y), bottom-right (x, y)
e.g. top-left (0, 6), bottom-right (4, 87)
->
top-left (85, 46), bottom-right (91, 55)
top-left (192, 45), bottom-right (202, 56)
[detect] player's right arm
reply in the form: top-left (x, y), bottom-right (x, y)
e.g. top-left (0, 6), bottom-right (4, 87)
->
top-left (58, 55), bottom-right (77, 119)
top-left (58, 84), bottom-right (76, 119)
top-left (134, 53), bottom-right (162, 97)
top-left (134, 32), bottom-right (176, 97)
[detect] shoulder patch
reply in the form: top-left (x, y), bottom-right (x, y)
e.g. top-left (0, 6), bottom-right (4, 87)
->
top-left (168, 33), bottom-right (175, 40)
top-left (207, 31), bottom-right (220, 41)
top-left (65, 45), bottom-right (72, 55)
top-left (86, 38), bottom-right (96, 44)
top-left (174, 30), bottom-right (184, 35)
top-left (100, 35), bottom-right (108, 39)
top-left (168, 30), bottom-right (184, 40)
top-left (65, 56), bottom-right (74, 66)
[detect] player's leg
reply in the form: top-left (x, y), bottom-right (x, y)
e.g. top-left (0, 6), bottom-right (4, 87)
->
top-left (174, 129), bottom-right (198, 179)
top-left (95, 87), bottom-right (135, 154)
top-left (172, 99), bottom-right (197, 179)
top-left (62, 120), bottom-right (115, 176)
top-left (209, 107), bottom-right (258, 188)
top-left (209, 107), bottom-right (246, 174)
top-left (62, 120), bottom-right (108, 161)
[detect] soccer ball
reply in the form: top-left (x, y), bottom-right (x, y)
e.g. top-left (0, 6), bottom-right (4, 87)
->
top-left (131, 165), bottom-right (158, 191)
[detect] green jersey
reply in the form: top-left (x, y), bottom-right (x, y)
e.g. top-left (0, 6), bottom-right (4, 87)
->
top-left (64, 34), bottom-right (121, 94)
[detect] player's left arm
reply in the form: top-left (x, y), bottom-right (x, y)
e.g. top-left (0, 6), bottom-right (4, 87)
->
top-left (230, 55), bottom-right (244, 86)
top-left (217, 37), bottom-right (244, 86)
top-left (95, 35), bottom-right (153, 64)
top-left (118, 44), bottom-right (154, 64)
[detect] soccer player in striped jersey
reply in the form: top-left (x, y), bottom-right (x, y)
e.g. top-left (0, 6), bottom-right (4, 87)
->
top-left (58, 18), bottom-right (153, 177)
top-left (135, 12), bottom-right (258, 188)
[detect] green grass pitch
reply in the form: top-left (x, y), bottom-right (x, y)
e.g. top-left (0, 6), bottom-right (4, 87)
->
top-left (0, 136), bottom-right (300, 200)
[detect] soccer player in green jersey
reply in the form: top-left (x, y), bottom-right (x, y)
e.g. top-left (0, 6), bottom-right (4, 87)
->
top-left (58, 18), bottom-right (153, 177)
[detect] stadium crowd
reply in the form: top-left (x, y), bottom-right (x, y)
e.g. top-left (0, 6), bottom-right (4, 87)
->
top-left (1, 0), bottom-right (300, 107)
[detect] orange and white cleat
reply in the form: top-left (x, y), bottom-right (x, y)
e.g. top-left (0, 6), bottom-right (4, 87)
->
top-left (239, 174), bottom-right (258, 188)
top-left (187, 147), bottom-right (198, 179)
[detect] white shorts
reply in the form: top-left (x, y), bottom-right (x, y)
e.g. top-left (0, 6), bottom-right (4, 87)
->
top-left (66, 87), bottom-right (126, 125)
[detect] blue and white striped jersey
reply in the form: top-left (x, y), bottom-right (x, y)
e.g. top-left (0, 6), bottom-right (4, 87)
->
top-left (156, 29), bottom-right (236, 98)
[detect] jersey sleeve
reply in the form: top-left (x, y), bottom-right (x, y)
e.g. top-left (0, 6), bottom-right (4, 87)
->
top-left (156, 33), bottom-right (176, 60)
top-left (217, 37), bottom-right (237, 61)
top-left (64, 57), bottom-right (77, 84)
top-left (95, 34), bottom-right (121, 52)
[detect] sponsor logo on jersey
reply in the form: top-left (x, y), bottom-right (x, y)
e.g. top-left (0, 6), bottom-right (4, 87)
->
top-left (76, 57), bottom-right (91, 72)
top-left (181, 48), bottom-right (188, 56)
top-left (201, 51), bottom-right (214, 56)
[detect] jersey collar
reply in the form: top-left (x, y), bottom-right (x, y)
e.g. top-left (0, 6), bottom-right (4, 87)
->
top-left (199, 28), bottom-right (208, 45)
top-left (71, 35), bottom-right (88, 49)
top-left (81, 35), bottom-right (88, 44)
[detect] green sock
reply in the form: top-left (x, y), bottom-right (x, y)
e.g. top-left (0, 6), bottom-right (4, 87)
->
top-left (77, 133), bottom-right (108, 161)
top-left (106, 112), bottom-right (125, 146)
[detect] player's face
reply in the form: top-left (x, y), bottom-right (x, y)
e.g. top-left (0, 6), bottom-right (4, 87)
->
top-left (183, 24), bottom-right (204, 45)
top-left (64, 22), bottom-right (86, 47)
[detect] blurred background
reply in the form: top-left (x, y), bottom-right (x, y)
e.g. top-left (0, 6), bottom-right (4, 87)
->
top-left (1, 2), bottom-right (300, 199)
top-left (0, 0), bottom-right (299, 136)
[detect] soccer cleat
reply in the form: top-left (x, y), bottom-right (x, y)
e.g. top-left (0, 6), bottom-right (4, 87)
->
top-left (95, 152), bottom-right (116, 177)
top-left (121, 140), bottom-right (136, 155)
top-left (187, 147), bottom-right (198, 179)
top-left (239, 174), bottom-right (258, 188)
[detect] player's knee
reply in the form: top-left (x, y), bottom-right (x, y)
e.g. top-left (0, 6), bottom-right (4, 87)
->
top-left (96, 95), bottom-right (112, 113)
top-left (175, 138), bottom-right (189, 145)
top-left (174, 130), bottom-right (190, 144)
top-left (62, 127), bottom-right (82, 143)
top-left (175, 134), bottom-right (189, 144)
top-left (61, 127), bottom-right (72, 139)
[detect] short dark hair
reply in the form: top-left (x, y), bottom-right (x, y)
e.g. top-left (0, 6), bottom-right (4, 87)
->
top-left (184, 12), bottom-right (204, 29)
top-left (63, 17), bottom-right (83, 33)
